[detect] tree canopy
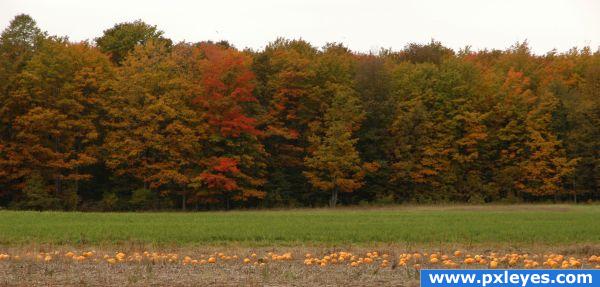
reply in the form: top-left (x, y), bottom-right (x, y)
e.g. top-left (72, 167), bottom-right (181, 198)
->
top-left (0, 15), bottom-right (598, 210)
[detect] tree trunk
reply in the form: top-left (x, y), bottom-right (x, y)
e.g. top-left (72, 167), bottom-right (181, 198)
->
top-left (330, 188), bottom-right (338, 208)
top-left (182, 193), bottom-right (186, 211)
top-left (53, 88), bottom-right (62, 197)
top-left (54, 136), bottom-right (61, 195)
top-left (75, 165), bottom-right (79, 194)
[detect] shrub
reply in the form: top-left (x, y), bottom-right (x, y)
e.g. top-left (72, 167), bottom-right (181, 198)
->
top-left (20, 173), bottom-right (61, 210)
top-left (129, 188), bottom-right (154, 210)
top-left (101, 191), bottom-right (119, 211)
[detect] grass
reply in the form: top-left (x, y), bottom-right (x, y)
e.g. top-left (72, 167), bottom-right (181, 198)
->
top-left (1, 204), bottom-right (599, 246)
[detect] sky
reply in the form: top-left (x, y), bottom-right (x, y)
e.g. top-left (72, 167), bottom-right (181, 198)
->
top-left (1, 0), bottom-right (599, 54)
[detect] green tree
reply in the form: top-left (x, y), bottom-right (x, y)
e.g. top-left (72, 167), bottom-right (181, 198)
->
top-left (19, 172), bottom-right (60, 210)
top-left (353, 53), bottom-right (395, 203)
top-left (95, 20), bottom-right (172, 64)
top-left (559, 52), bottom-right (600, 201)
top-left (399, 40), bottom-right (455, 65)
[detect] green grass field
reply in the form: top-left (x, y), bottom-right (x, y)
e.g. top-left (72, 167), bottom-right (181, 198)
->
top-left (1, 205), bottom-right (598, 246)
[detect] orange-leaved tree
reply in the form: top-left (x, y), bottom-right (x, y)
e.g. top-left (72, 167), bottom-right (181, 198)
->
top-left (188, 43), bottom-right (266, 209)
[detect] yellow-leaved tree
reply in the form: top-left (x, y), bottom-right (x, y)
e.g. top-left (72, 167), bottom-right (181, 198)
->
top-left (103, 41), bottom-right (205, 209)
top-left (304, 84), bottom-right (376, 207)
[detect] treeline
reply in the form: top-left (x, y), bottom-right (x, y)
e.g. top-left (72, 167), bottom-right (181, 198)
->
top-left (0, 15), bottom-right (598, 210)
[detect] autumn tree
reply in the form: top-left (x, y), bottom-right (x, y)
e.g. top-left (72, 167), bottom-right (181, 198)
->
top-left (441, 57), bottom-right (497, 201)
top-left (352, 53), bottom-right (396, 202)
top-left (517, 91), bottom-right (577, 197)
top-left (541, 49), bottom-right (600, 201)
top-left (0, 36), bottom-right (113, 208)
top-left (252, 39), bottom-right (320, 206)
top-left (304, 84), bottom-right (372, 207)
top-left (517, 58), bottom-right (579, 197)
top-left (187, 43), bottom-right (266, 209)
top-left (0, 14), bottom-right (46, 201)
top-left (389, 62), bottom-right (456, 201)
top-left (103, 41), bottom-right (203, 209)
top-left (567, 53), bottom-right (600, 200)
top-left (388, 55), bottom-right (496, 202)
top-left (485, 57), bottom-right (576, 200)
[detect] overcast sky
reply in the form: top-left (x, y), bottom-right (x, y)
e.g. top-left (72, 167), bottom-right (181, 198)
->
top-left (1, 0), bottom-right (599, 54)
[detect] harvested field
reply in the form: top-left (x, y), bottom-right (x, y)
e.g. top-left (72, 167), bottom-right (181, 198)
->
top-left (2, 245), bottom-right (600, 286)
